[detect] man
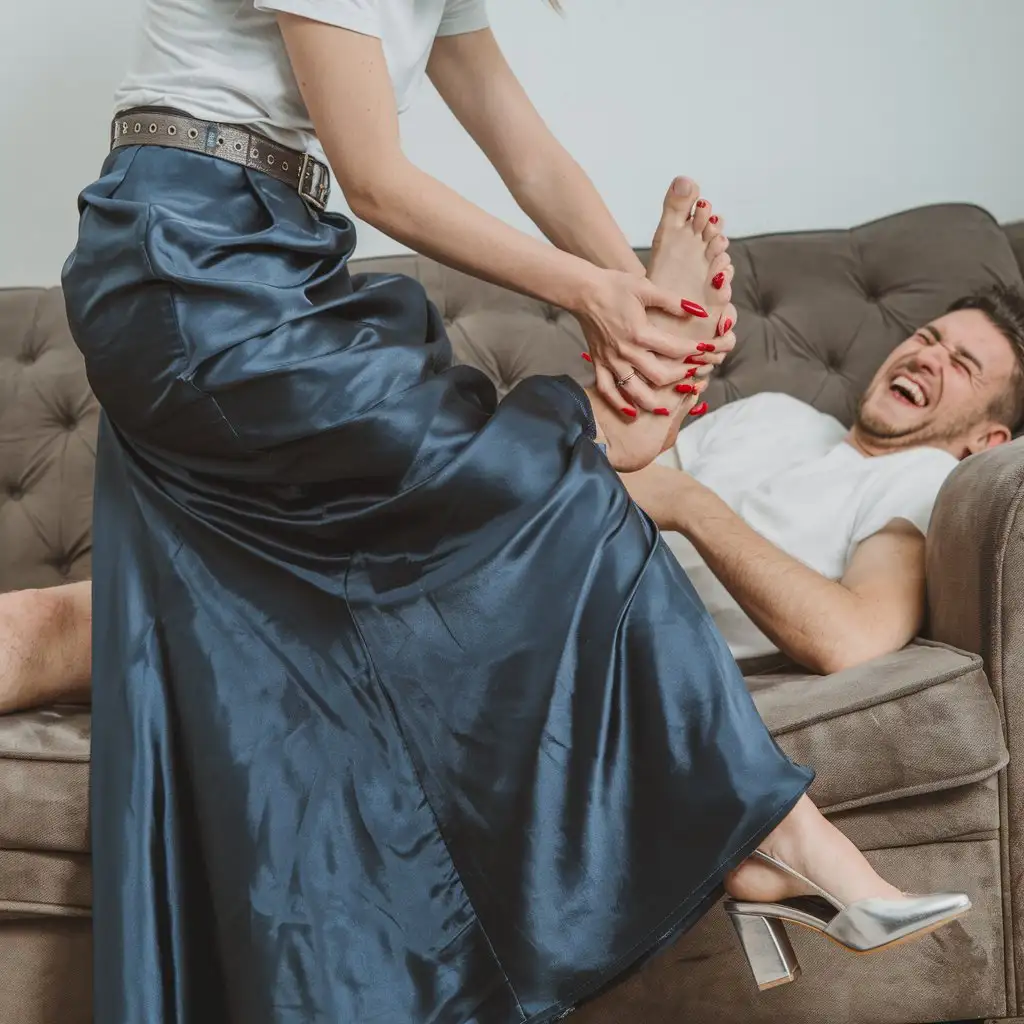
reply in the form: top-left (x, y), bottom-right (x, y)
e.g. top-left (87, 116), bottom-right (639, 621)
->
top-left (1, 286), bottom-right (1023, 710)
top-left (624, 285), bottom-right (1024, 674)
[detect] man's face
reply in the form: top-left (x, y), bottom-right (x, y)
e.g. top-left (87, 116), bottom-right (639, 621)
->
top-left (856, 309), bottom-right (1018, 457)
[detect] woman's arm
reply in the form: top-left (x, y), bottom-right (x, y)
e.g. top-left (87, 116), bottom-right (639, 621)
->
top-left (427, 28), bottom-right (647, 278)
top-left (276, 16), bottom-right (703, 415)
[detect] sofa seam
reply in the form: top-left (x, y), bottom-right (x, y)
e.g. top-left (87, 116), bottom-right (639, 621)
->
top-left (820, 758), bottom-right (1010, 817)
top-left (769, 650), bottom-right (986, 736)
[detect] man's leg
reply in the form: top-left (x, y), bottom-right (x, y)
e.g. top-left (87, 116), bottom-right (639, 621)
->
top-left (0, 581), bottom-right (92, 713)
top-left (590, 177), bottom-right (737, 470)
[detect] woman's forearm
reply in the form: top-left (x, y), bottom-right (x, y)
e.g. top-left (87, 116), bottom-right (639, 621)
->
top-left (507, 149), bottom-right (647, 278)
top-left (350, 158), bottom-right (605, 314)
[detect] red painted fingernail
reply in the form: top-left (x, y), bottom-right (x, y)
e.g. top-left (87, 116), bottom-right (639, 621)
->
top-left (697, 342), bottom-right (716, 353)
top-left (581, 352), bottom-right (592, 362)
top-left (685, 367), bottom-right (699, 379)
top-left (621, 407), bottom-right (637, 418)
top-left (717, 317), bottom-right (733, 337)
top-left (712, 272), bottom-right (726, 290)
top-left (681, 300), bottom-right (709, 318)
top-left (675, 383), bottom-right (696, 394)
top-left (689, 402), bottom-right (709, 417)
top-left (653, 407), bottom-right (670, 416)
top-left (709, 215), bottom-right (719, 224)
top-left (696, 200), bottom-right (709, 209)
top-left (684, 355), bottom-right (707, 365)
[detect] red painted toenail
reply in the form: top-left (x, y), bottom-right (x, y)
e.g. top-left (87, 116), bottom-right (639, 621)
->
top-left (697, 343), bottom-right (716, 353)
top-left (696, 200), bottom-right (709, 209)
top-left (712, 272), bottom-right (726, 290)
top-left (621, 407), bottom-right (637, 418)
top-left (581, 352), bottom-right (592, 362)
top-left (681, 300), bottom-right (709, 318)
top-left (689, 402), bottom-right (709, 417)
top-left (709, 215), bottom-right (719, 224)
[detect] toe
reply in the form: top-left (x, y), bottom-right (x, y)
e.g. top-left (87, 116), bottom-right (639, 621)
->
top-left (662, 176), bottom-right (701, 221)
top-left (717, 302), bottom-right (738, 338)
top-left (709, 253), bottom-right (732, 299)
top-left (703, 213), bottom-right (724, 243)
top-left (691, 198), bottom-right (713, 234)
top-left (707, 233), bottom-right (730, 260)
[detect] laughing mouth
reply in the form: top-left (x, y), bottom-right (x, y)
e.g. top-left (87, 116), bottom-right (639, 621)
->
top-left (890, 373), bottom-right (927, 408)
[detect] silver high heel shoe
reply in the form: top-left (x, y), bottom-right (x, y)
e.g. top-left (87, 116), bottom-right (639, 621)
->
top-left (723, 850), bottom-right (972, 991)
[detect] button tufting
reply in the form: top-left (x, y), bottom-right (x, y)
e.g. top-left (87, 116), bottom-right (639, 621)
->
top-left (6, 483), bottom-right (23, 500)
top-left (17, 349), bottom-right (37, 366)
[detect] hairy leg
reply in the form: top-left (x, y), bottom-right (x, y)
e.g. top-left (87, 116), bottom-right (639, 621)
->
top-left (0, 582), bottom-right (92, 713)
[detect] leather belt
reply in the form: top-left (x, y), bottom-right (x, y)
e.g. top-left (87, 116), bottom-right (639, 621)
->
top-left (111, 107), bottom-right (331, 211)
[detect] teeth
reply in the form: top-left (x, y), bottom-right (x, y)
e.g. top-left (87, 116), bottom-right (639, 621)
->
top-left (892, 374), bottom-right (925, 407)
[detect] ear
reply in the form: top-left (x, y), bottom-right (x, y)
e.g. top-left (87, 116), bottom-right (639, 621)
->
top-left (963, 421), bottom-right (1013, 456)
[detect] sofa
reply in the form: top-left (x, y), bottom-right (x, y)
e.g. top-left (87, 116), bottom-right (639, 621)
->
top-left (1, 202), bottom-right (1023, 1024)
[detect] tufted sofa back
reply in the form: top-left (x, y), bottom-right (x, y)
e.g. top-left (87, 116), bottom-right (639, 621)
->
top-left (2, 203), bottom-right (1023, 592)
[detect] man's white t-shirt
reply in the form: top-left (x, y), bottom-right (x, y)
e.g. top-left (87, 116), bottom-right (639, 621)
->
top-left (114, 0), bottom-right (489, 161)
top-left (656, 393), bottom-right (959, 662)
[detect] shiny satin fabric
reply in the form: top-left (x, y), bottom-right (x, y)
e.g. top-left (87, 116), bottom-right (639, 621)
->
top-left (62, 145), bottom-right (813, 1024)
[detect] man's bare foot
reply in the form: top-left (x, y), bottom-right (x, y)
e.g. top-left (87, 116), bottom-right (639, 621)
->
top-left (725, 795), bottom-right (903, 907)
top-left (0, 583), bottom-right (92, 713)
top-left (592, 177), bottom-right (737, 472)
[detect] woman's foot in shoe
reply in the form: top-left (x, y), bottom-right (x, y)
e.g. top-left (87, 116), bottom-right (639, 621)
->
top-left (588, 177), bottom-right (736, 472)
top-left (725, 795), bottom-right (903, 907)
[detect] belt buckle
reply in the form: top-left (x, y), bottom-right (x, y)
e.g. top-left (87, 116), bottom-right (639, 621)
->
top-left (298, 153), bottom-right (329, 212)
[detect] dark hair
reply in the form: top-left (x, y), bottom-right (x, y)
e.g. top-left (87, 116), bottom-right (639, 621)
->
top-left (947, 285), bottom-right (1024, 432)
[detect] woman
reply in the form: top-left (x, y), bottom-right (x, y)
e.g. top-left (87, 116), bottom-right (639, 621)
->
top-left (63, 1), bottom-right (969, 1021)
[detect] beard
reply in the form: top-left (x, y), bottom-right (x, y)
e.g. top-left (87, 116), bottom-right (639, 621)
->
top-left (854, 386), bottom-right (976, 447)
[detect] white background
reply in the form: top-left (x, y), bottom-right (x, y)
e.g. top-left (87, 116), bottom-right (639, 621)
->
top-left (2, 0), bottom-right (1023, 285)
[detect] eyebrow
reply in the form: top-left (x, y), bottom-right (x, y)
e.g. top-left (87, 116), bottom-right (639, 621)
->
top-left (919, 324), bottom-right (984, 374)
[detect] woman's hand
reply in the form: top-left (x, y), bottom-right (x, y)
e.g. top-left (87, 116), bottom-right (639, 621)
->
top-left (573, 268), bottom-right (710, 413)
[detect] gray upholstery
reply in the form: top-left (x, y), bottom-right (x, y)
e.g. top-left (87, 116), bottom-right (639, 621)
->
top-left (2, 202), bottom-right (1024, 1024)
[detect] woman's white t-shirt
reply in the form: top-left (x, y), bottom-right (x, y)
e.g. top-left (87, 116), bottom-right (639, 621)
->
top-left (114, 0), bottom-right (489, 160)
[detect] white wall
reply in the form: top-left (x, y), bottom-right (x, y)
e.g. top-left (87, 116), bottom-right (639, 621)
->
top-left (3, 0), bottom-right (1023, 286)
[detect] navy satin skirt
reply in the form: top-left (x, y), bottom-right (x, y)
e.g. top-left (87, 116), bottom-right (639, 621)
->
top-left (62, 145), bottom-right (813, 1024)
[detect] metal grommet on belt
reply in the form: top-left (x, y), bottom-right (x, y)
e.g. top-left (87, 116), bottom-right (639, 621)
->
top-left (188, 128), bottom-right (198, 140)
top-left (168, 125), bottom-right (177, 136)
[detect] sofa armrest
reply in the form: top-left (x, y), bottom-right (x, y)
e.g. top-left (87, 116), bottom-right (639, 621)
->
top-left (925, 435), bottom-right (1024, 1014)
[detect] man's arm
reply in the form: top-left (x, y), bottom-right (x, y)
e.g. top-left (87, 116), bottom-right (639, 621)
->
top-left (621, 465), bottom-right (926, 674)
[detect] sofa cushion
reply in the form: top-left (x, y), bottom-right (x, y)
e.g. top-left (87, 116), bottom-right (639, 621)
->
top-left (748, 640), bottom-right (1008, 814)
top-left (0, 288), bottom-right (97, 592)
top-left (0, 708), bottom-right (89, 855)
